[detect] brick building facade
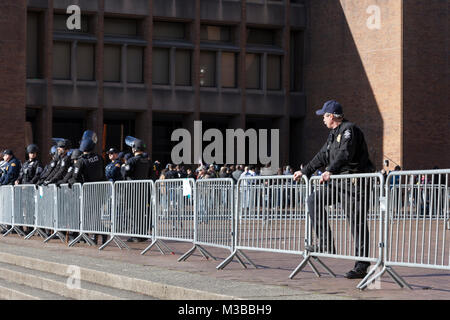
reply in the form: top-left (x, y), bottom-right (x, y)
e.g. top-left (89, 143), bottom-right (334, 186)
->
top-left (0, 0), bottom-right (448, 170)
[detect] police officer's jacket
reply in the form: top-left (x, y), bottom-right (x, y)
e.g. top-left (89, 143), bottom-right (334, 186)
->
top-left (45, 154), bottom-right (71, 184)
top-left (38, 154), bottom-right (59, 182)
top-left (70, 152), bottom-right (104, 184)
top-left (17, 158), bottom-right (43, 184)
top-left (56, 160), bottom-right (76, 185)
top-left (105, 159), bottom-right (122, 182)
top-left (123, 153), bottom-right (150, 180)
top-left (0, 157), bottom-right (21, 185)
top-left (301, 120), bottom-right (375, 178)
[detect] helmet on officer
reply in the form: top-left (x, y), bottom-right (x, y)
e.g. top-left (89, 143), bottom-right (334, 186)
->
top-left (125, 136), bottom-right (146, 152)
top-left (57, 139), bottom-right (71, 149)
top-left (26, 144), bottom-right (39, 154)
top-left (79, 130), bottom-right (97, 152)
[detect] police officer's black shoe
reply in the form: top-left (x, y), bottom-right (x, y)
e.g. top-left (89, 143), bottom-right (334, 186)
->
top-left (345, 261), bottom-right (370, 279)
top-left (345, 268), bottom-right (368, 279)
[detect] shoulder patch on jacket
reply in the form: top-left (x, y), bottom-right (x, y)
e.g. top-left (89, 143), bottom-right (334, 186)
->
top-left (343, 129), bottom-right (351, 140)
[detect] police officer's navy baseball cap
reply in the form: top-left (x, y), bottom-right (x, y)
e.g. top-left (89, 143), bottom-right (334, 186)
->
top-left (2, 149), bottom-right (13, 156)
top-left (106, 147), bottom-right (119, 154)
top-left (315, 100), bottom-right (343, 116)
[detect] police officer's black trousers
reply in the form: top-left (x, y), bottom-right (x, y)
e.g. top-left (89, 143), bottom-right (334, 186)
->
top-left (307, 181), bottom-right (370, 258)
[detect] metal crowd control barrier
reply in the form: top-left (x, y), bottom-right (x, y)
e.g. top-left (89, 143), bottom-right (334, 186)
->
top-left (141, 178), bottom-right (195, 256)
top-left (101, 180), bottom-right (155, 250)
top-left (13, 185), bottom-right (36, 238)
top-left (34, 185), bottom-right (59, 241)
top-left (0, 186), bottom-right (15, 236)
top-left (289, 173), bottom-right (385, 289)
top-left (361, 170), bottom-right (450, 290)
top-left (218, 175), bottom-right (309, 270)
top-left (179, 178), bottom-right (234, 262)
top-left (42, 183), bottom-right (83, 243)
top-left (69, 182), bottom-right (113, 247)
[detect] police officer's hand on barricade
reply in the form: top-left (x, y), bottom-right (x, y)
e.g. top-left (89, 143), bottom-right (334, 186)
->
top-left (293, 170), bottom-right (303, 182)
top-left (319, 171), bottom-right (332, 183)
top-left (42, 180), bottom-right (51, 187)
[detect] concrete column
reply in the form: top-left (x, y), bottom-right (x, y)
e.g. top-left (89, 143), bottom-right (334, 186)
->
top-left (87, 0), bottom-right (104, 154)
top-left (37, 0), bottom-right (54, 164)
top-left (136, 0), bottom-right (153, 159)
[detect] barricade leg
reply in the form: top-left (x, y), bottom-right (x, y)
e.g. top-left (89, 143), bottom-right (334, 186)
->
top-left (24, 228), bottom-right (48, 240)
top-left (140, 239), bottom-right (174, 255)
top-left (178, 244), bottom-right (217, 262)
top-left (68, 233), bottom-right (96, 247)
top-left (44, 231), bottom-right (65, 243)
top-left (216, 249), bottom-right (257, 270)
top-left (358, 263), bottom-right (412, 290)
top-left (98, 235), bottom-right (130, 251)
top-left (289, 253), bottom-right (336, 279)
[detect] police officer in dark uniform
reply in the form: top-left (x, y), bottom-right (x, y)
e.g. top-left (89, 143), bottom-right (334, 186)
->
top-left (15, 144), bottom-right (43, 185)
top-left (120, 153), bottom-right (132, 179)
top-left (0, 150), bottom-right (22, 185)
top-left (37, 145), bottom-right (59, 185)
top-left (122, 137), bottom-right (150, 180)
top-left (40, 140), bottom-right (72, 186)
top-left (55, 149), bottom-right (82, 187)
top-left (105, 148), bottom-right (122, 182)
top-left (293, 100), bottom-right (375, 279)
top-left (69, 131), bottom-right (104, 185)
top-left (69, 131), bottom-right (105, 244)
top-left (122, 137), bottom-right (151, 242)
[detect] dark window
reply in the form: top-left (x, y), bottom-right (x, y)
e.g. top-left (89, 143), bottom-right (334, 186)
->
top-left (53, 41), bottom-right (71, 80)
top-left (152, 48), bottom-right (170, 85)
top-left (245, 53), bottom-right (261, 89)
top-left (200, 25), bottom-right (232, 43)
top-left (247, 28), bottom-right (278, 46)
top-left (104, 18), bottom-right (140, 37)
top-left (27, 12), bottom-right (43, 79)
top-left (153, 21), bottom-right (187, 40)
top-left (104, 45), bottom-right (121, 82)
top-left (175, 49), bottom-right (191, 86)
top-left (200, 51), bottom-right (216, 87)
top-left (290, 30), bottom-right (304, 92)
top-left (221, 52), bottom-right (237, 88)
top-left (76, 43), bottom-right (95, 81)
top-left (127, 46), bottom-right (144, 83)
top-left (267, 55), bottom-right (281, 90)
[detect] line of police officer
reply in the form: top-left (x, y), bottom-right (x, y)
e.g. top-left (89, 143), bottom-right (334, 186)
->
top-left (0, 132), bottom-right (151, 243)
top-left (0, 133), bottom-right (151, 187)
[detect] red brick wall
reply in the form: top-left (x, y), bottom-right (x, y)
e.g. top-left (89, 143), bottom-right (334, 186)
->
top-left (0, 0), bottom-right (27, 161)
top-left (402, 0), bottom-right (449, 169)
top-left (303, 0), bottom-right (403, 171)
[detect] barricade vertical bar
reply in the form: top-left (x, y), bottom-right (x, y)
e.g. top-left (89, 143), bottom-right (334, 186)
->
top-left (142, 179), bottom-right (195, 256)
top-left (220, 175), bottom-right (309, 271)
top-left (291, 173), bottom-right (384, 282)
top-left (179, 178), bottom-right (234, 262)
top-left (360, 170), bottom-right (450, 290)
top-left (1, 186), bottom-right (15, 237)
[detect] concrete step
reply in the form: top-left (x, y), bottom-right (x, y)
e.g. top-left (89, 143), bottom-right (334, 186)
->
top-left (0, 277), bottom-right (71, 300)
top-left (0, 261), bottom-right (157, 300)
top-left (0, 251), bottom-right (236, 300)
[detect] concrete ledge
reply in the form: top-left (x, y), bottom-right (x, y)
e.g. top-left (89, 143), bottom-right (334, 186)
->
top-left (0, 252), bottom-right (239, 300)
